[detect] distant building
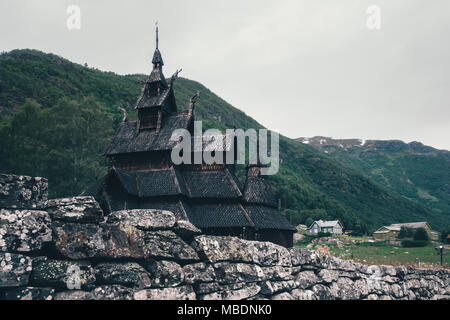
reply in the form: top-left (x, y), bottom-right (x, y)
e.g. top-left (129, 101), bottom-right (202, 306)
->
top-left (306, 220), bottom-right (343, 236)
top-left (373, 222), bottom-right (432, 240)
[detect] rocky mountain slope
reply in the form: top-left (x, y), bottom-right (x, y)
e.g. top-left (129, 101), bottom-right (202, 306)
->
top-left (0, 49), bottom-right (447, 231)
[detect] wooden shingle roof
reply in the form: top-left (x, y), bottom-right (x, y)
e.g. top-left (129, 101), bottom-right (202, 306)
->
top-left (245, 205), bottom-right (296, 231)
top-left (181, 168), bottom-right (242, 199)
top-left (243, 176), bottom-right (277, 208)
top-left (140, 199), bottom-right (190, 221)
top-left (136, 86), bottom-right (172, 109)
top-left (104, 112), bottom-right (193, 155)
top-left (188, 203), bottom-right (254, 228)
top-left (113, 168), bottom-right (188, 198)
top-left (152, 48), bottom-right (164, 66)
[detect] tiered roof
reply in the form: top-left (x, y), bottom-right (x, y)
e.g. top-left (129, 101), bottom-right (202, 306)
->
top-left (189, 204), bottom-right (254, 229)
top-left (133, 25), bottom-right (177, 113)
top-left (242, 164), bottom-right (296, 232)
top-left (112, 168), bottom-right (188, 197)
top-left (243, 174), bottom-right (277, 208)
top-left (94, 26), bottom-right (296, 239)
top-left (104, 112), bottom-right (192, 155)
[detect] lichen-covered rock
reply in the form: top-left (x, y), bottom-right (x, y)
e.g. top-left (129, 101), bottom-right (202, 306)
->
top-left (141, 260), bottom-right (184, 288)
top-left (94, 262), bottom-right (151, 288)
top-left (246, 241), bottom-right (292, 267)
top-left (107, 209), bottom-right (175, 230)
top-left (0, 253), bottom-right (32, 287)
top-left (195, 282), bottom-right (247, 295)
top-left (174, 220), bottom-right (202, 238)
top-left (31, 260), bottom-right (96, 290)
top-left (291, 289), bottom-right (317, 300)
top-left (329, 257), bottom-right (358, 272)
top-left (431, 294), bottom-right (450, 300)
top-left (259, 280), bottom-right (298, 295)
top-left (261, 265), bottom-right (293, 281)
top-left (295, 271), bottom-right (319, 289)
top-left (318, 269), bottom-right (340, 284)
top-left (328, 277), bottom-right (361, 300)
top-left (1, 192), bottom-right (449, 302)
top-left (201, 283), bottom-right (260, 300)
top-left (53, 222), bottom-right (198, 261)
top-left (193, 236), bottom-right (253, 263)
top-left (2, 287), bottom-right (55, 300)
top-left (0, 174), bottom-right (47, 209)
top-left (214, 262), bottom-right (265, 284)
top-left (42, 196), bottom-right (103, 223)
top-left (290, 248), bottom-right (320, 266)
top-left (194, 236), bottom-right (289, 266)
top-left (271, 292), bottom-right (294, 300)
top-left (134, 285), bottom-right (196, 300)
top-left (0, 209), bottom-right (52, 252)
top-left (54, 290), bottom-right (92, 300)
top-left (52, 222), bottom-right (147, 259)
top-left (91, 285), bottom-right (134, 300)
top-left (312, 284), bottom-right (334, 300)
top-left (183, 263), bottom-right (215, 284)
top-left (144, 230), bottom-right (199, 261)
top-left (380, 265), bottom-right (397, 277)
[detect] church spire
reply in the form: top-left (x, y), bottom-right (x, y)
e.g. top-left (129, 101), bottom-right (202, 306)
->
top-left (134, 22), bottom-right (177, 116)
top-left (155, 21), bottom-right (159, 49)
top-left (152, 22), bottom-right (163, 66)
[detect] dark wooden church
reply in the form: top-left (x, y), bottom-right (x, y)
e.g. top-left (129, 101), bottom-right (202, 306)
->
top-left (86, 27), bottom-right (295, 247)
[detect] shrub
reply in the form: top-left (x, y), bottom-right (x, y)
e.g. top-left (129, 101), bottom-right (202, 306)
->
top-left (413, 228), bottom-right (430, 241)
top-left (401, 239), bottom-right (428, 247)
top-left (440, 230), bottom-right (450, 244)
top-left (317, 232), bottom-right (332, 238)
top-left (398, 227), bottom-right (414, 239)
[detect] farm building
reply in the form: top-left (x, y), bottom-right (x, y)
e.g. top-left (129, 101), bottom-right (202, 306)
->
top-left (84, 26), bottom-right (295, 247)
top-left (305, 220), bottom-right (343, 236)
top-left (373, 222), bottom-right (433, 240)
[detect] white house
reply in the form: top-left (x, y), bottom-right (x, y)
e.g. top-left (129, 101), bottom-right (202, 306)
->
top-left (306, 220), bottom-right (343, 236)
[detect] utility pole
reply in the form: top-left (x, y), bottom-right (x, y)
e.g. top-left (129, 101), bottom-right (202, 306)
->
top-left (439, 245), bottom-right (443, 266)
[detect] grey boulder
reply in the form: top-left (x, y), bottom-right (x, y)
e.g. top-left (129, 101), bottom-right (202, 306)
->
top-left (42, 196), bottom-right (103, 223)
top-left (0, 209), bottom-right (52, 252)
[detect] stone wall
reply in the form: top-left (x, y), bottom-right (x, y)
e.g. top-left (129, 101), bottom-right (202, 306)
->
top-left (0, 174), bottom-right (47, 209)
top-left (0, 174), bottom-right (449, 300)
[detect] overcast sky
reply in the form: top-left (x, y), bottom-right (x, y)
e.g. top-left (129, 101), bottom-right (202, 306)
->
top-left (1, 0), bottom-right (449, 150)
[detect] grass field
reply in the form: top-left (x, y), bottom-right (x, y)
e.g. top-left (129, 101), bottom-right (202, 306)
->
top-left (295, 237), bottom-right (448, 267)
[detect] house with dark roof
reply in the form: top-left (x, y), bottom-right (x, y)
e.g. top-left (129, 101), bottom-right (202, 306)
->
top-left (85, 26), bottom-right (295, 247)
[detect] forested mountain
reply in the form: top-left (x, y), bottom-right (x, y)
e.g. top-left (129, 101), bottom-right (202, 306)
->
top-left (1, 49), bottom-right (448, 232)
top-left (297, 137), bottom-right (450, 222)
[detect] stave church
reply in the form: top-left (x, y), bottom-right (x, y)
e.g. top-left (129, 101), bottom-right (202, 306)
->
top-left (85, 26), bottom-right (295, 247)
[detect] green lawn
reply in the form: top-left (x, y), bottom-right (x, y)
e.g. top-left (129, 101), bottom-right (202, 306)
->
top-left (295, 238), bottom-right (448, 267)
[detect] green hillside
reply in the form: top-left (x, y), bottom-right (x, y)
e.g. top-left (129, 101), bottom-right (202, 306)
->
top-left (296, 137), bottom-right (450, 222)
top-left (0, 49), bottom-right (447, 232)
